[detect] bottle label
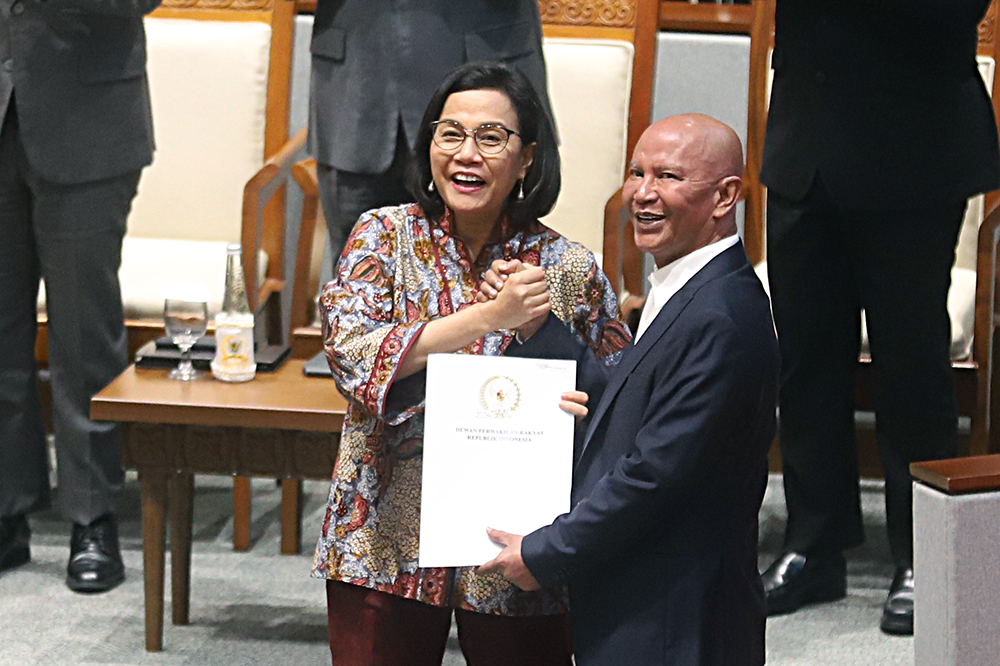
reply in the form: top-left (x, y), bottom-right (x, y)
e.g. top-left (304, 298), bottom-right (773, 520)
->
top-left (218, 328), bottom-right (253, 366)
top-left (212, 324), bottom-right (256, 381)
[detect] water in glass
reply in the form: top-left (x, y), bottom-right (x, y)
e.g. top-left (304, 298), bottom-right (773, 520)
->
top-left (164, 297), bottom-right (208, 380)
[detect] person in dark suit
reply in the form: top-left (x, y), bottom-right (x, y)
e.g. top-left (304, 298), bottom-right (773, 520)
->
top-left (0, 0), bottom-right (158, 592)
top-left (482, 114), bottom-right (780, 666)
top-left (308, 0), bottom-right (553, 267)
top-left (758, 0), bottom-right (1000, 635)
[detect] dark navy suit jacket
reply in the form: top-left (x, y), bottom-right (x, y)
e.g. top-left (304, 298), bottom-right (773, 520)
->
top-left (513, 242), bottom-right (779, 666)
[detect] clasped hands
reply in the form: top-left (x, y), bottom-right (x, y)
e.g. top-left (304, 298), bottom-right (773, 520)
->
top-left (476, 258), bottom-right (589, 419)
top-left (475, 258), bottom-right (550, 340)
top-left (474, 259), bottom-right (588, 590)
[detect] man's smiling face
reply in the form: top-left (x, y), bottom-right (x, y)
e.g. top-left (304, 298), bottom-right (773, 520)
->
top-left (623, 117), bottom-right (729, 269)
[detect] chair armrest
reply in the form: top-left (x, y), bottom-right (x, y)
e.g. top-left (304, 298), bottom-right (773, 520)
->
top-left (970, 203), bottom-right (1000, 454)
top-left (291, 326), bottom-right (324, 360)
top-left (620, 293), bottom-right (645, 336)
top-left (973, 204), bottom-right (1000, 366)
top-left (603, 187), bottom-right (645, 297)
top-left (289, 158), bottom-right (325, 340)
top-left (241, 128), bottom-right (307, 311)
top-left (602, 187), bottom-right (625, 295)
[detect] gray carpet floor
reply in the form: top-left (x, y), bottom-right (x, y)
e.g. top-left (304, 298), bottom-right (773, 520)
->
top-left (0, 473), bottom-right (913, 665)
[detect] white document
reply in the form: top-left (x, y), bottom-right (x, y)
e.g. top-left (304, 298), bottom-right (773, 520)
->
top-left (418, 353), bottom-right (576, 568)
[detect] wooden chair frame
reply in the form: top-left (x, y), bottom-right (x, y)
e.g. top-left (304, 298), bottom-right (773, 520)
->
top-left (600, 0), bottom-right (1000, 463)
top-left (38, 0), bottom-right (301, 552)
top-left (740, 0), bottom-right (1000, 459)
top-left (281, 0), bottom-right (661, 361)
top-left (35, 0), bottom-right (298, 369)
top-left (143, 0), bottom-right (299, 343)
top-left (603, 0), bottom-right (756, 324)
top-left (288, 157), bottom-right (325, 359)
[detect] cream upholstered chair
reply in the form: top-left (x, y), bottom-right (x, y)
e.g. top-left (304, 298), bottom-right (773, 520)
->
top-left (36, 0), bottom-right (298, 361)
top-left (275, 1), bottom-right (660, 546)
top-left (742, 0), bottom-right (1000, 458)
top-left (38, 0), bottom-right (302, 552)
top-left (283, 0), bottom-right (660, 360)
top-left (539, 31), bottom-right (639, 263)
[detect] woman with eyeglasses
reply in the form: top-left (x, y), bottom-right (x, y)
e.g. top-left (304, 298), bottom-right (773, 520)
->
top-left (312, 61), bottom-right (630, 666)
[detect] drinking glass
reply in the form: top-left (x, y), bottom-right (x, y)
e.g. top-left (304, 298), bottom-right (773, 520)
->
top-left (164, 297), bottom-right (209, 380)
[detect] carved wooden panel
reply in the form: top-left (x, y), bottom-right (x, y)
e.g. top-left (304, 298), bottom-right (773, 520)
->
top-left (160, 0), bottom-right (273, 11)
top-left (182, 426), bottom-right (236, 473)
top-left (291, 431), bottom-right (340, 478)
top-left (239, 428), bottom-right (286, 476)
top-left (537, 0), bottom-right (636, 28)
top-left (123, 423), bottom-right (173, 468)
top-left (123, 423), bottom-right (338, 479)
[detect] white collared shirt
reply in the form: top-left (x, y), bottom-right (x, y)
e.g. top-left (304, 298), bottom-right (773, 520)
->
top-left (634, 234), bottom-right (740, 342)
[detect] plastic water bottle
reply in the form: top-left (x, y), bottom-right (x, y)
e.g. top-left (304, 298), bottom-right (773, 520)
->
top-left (211, 243), bottom-right (256, 382)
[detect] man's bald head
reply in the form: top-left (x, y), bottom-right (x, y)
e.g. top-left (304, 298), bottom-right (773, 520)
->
top-left (623, 114), bottom-right (745, 268)
top-left (646, 113), bottom-right (745, 184)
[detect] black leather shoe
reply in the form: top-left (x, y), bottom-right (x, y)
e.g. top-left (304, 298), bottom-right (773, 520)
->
top-left (66, 514), bottom-right (125, 593)
top-left (760, 550), bottom-right (847, 616)
top-left (880, 567), bottom-right (914, 635)
top-left (0, 515), bottom-right (30, 574)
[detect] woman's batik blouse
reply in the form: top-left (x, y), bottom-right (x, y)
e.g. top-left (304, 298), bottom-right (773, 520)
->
top-left (311, 203), bottom-right (630, 615)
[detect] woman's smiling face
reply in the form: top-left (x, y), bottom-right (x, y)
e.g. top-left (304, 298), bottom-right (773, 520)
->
top-left (429, 89), bottom-right (535, 234)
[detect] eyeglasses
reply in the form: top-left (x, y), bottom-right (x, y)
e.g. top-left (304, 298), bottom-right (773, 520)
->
top-left (430, 120), bottom-right (520, 155)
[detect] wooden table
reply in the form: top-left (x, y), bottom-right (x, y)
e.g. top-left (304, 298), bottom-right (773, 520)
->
top-left (91, 360), bottom-right (347, 651)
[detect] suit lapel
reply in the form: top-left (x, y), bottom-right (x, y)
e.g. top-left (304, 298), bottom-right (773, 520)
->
top-left (578, 243), bottom-right (749, 465)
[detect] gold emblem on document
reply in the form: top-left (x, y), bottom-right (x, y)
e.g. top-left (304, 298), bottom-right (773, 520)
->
top-left (480, 376), bottom-right (521, 418)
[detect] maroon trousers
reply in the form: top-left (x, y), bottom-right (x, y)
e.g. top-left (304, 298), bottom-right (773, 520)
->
top-left (326, 580), bottom-right (573, 666)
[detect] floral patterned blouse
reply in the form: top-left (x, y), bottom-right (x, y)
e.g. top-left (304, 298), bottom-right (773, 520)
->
top-left (312, 203), bottom-right (630, 615)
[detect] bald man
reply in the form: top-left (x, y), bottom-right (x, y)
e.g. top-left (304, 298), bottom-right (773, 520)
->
top-left (482, 115), bottom-right (779, 666)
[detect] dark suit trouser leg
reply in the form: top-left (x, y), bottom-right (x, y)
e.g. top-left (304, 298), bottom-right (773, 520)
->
top-left (854, 201), bottom-right (964, 568)
top-left (36, 170), bottom-right (139, 526)
top-left (767, 182), bottom-right (865, 555)
top-left (768, 179), bottom-right (963, 567)
top-left (317, 129), bottom-right (412, 270)
top-left (0, 109), bottom-right (49, 518)
top-left (0, 107), bottom-right (140, 525)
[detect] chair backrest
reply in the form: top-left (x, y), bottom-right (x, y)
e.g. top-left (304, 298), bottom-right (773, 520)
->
top-left (541, 37), bottom-right (633, 259)
top-left (601, 2), bottom-right (757, 302)
top-left (655, 30), bottom-right (751, 182)
top-left (125, 0), bottom-right (293, 318)
top-left (538, 0), bottom-right (658, 263)
top-left (282, 1), bottom-right (658, 356)
top-left (134, 18), bottom-right (267, 242)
